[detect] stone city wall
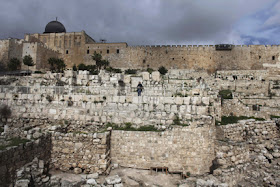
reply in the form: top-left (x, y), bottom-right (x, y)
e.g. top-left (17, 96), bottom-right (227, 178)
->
top-left (111, 121), bottom-right (215, 175)
top-left (51, 131), bottom-right (111, 174)
top-left (0, 134), bottom-right (51, 186)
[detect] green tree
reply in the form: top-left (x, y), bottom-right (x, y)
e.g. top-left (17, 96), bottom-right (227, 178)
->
top-left (23, 55), bottom-right (34, 73)
top-left (72, 64), bottom-right (77, 71)
top-left (48, 57), bottom-right (66, 73)
top-left (78, 63), bottom-right (87, 71)
top-left (158, 66), bottom-right (168, 75)
top-left (8, 58), bottom-right (21, 71)
top-left (92, 52), bottom-right (109, 71)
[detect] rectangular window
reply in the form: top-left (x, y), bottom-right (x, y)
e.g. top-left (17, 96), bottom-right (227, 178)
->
top-left (272, 56), bottom-right (275, 60)
top-left (87, 50), bottom-right (89, 54)
top-left (66, 50), bottom-right (68, 54)
top-left (117, 49), bottom-right (119, 54)
top-left (259, 56), bottom-right (261, 59)
top-left (143, 59), bottom-right (146, 63)
top-left (100, 51), bottom-right (102, 54)
top-left (107, 49), bottom-right (109, 54)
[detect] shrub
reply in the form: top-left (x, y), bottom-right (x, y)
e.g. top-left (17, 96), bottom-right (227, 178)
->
top-left (125, 69), bottom-right (137, 74)
top-left (72, 64), bottom-right (77, 71)
top-left (8, 58), bottom-right (21, 71)
top-left (0, 137), bottom-right (29, 150)
top-left (147, 68), bottom-right (154, 74)
top-left (172, 114), bottom-right (189, 126)
top-left (158, 66), bottom-right (168, 75)
top-left (217, 116), bottom-right (265, 125)
top-left (34, 71), bottom-right (43, 74)
top-left (106, 67), bottom-right (122, 73)
top-left (105, 123), bottom-right (162, 131)
top-left (46, 95), bottom-right (53, 103)
top-left (0, 105), bottom-right (11, 121)
top-left (218, 90), bottom-right (233, 99)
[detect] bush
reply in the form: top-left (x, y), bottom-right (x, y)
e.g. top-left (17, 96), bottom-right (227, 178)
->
top-left (0, 105), bottom-right (11, 120)
top-left (158, 66), bottom-right (168, 75)
top-left (8, 58), bottom-right (21, 71)
top-left (34, 71), bottom-right (43, 74)
top-left (147, 68), bottom-right (154, 74)
top-left (216, 116), bottom-right (265, 125)
top-left (105, 123), bottom-right (162, 131)
top-left (172, 114), bottom-right (189, 126)
top-left (125, 69), bottom-right (137, 74)
top-left (219, 90), bottom-right (233, 99)
top-left (106, 67), bottom-right (122, 73)
top-left (0, 137), bottom-right (29, 150)
top-left (72, 64), bottom-right (77, 71)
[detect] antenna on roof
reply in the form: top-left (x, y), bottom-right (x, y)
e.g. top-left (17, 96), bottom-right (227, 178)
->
top-left (56, 17), bottom-right (58, 21)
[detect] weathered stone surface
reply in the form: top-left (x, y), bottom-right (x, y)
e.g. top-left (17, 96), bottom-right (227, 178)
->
top-left (105, 175), bottom-right (122, 185)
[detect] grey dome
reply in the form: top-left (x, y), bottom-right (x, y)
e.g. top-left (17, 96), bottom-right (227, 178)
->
top-left (44, 21), bottom-right (66, 33)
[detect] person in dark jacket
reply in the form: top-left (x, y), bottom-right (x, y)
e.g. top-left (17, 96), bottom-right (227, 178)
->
top-left (137, 82), bottom-right (143, 96)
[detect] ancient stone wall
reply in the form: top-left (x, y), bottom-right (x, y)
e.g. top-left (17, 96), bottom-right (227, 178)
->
top-left (22, 42), bottom-right (59, 71)
top-left (0, 134), bottom-right (51, 186)
top-left (21, 32), bottom-right (280, 71)
top-left (221, 98), bottom-right (280, 119)
top-left (213, 120), bottom-right (280, 186)
top-left (51, 131), bottom-right (111, 174)
top-left (111, 122), bottom-right (215, 175)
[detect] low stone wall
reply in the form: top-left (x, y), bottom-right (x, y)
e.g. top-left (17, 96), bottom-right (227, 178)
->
top-left (0, 134), bottom-right (51, 186)
top-left (218, 120), bottom-right (278, 142)
top-left (213, 120), bottom-right (280, 186)
top-left (51, 131), bottom-right (111, 174)
top-left (222, 98), bottom-right (280, 119)
top-left (111, 120), bottom-right (215, 175)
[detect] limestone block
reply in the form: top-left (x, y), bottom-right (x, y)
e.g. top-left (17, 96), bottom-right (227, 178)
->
top-left (171, 105), bottom-right (178, 113)
top-left (186, 105), bottom-right (192, 113)
top-left (164, 97), bottom-right (174, 104)
top-left (132, 97), bottom-right (139, 104)
top-left (119, 96), bottom-right (126, 103)
top-left (49, 109), bottom-right (57, 115)
top-left (175, 97), bottom-right (183, 105)
top-left (142, 72), bottom-right (150, 80)
top-left (202, 97), bottom-right (210, 106)
top-left (192, 97), bottom-right (201, 105)
top-left (124, 75), bottom-right (131, 84)
top-left (131, 77), bottom-right (143, 87)
top-left (151, 71), bottom-right (161, 82)
top-left (197, 106), bottom-right (207, 115)
top-left (105, 175), bottom-right (122, 185)
top-left (179, 105), bottom-right (186, 113)
top-left (112, 96), bottom-right (119, 103)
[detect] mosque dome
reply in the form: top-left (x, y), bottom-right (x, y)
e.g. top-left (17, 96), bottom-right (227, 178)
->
top-left (44, 20), bottom-right (66, 33)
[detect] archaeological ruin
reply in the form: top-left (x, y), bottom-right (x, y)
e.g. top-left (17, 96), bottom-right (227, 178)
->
top-left (0, 20), bottom-right (279, 187)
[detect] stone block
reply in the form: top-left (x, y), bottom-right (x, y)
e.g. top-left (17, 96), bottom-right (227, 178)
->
top-left (151, 71), bottom-right (161, 82)
top-left (175, 97), bottom-right (183, 105)
top-left (142, 72), bottom-right (150, 80)
top-left (49, 109), bottom-right (57, 115)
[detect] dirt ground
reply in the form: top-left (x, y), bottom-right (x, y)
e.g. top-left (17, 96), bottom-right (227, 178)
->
top-left (50, 167), bottom-right (183, 187)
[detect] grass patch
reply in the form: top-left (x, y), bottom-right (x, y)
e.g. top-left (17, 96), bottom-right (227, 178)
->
top-left (106, 122), bottom-right (162, 132)
top-left (271, 115), bottom-right (280, 119)
top-left (171, 115), bottom-right (190, 126)
top-left (219, 90), bottom-right (233, 99)
top-left (0, 137), bottom-right (30, 150)
top-left (125, 69), bottom-right (137, 74)
top-left (216, 116), bottom-right (265, 125)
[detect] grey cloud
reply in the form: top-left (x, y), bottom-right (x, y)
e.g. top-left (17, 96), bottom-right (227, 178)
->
top-left (0, 0), bottom-right (277, 45)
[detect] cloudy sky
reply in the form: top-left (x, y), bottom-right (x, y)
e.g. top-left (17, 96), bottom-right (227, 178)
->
top-left (0, 0), bottom-right (279, 45)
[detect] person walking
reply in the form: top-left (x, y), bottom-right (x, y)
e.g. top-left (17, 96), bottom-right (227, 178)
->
top-left (137, 82), bottom-right (143, 96)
